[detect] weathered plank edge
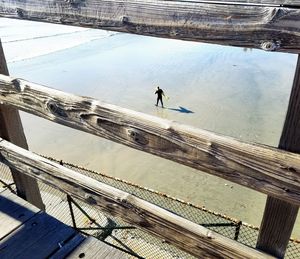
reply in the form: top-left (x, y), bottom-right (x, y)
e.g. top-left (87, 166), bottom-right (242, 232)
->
top-left (0, 139), bottom-right (275, 259)
top-left (170, 0), bottom-right (300, 6)
top-left (1, 0), bottom-right (300, 53)
top-left (1, 75), bottom-right (300, 205)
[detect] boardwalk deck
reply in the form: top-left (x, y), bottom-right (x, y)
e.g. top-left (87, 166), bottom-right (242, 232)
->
top-left (0, 189), bottom-right (128, 258)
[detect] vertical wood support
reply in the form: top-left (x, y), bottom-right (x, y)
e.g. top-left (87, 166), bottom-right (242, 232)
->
top-left (0, 40), bottom-right (44, 210)
top-left (256, 55), bottom-right (300, 258)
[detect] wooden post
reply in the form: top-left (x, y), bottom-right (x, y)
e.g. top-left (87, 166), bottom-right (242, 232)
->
top-left (0, 40), bottom-right (44, 210)
top-left (256, 55), bottom-right (300, 257)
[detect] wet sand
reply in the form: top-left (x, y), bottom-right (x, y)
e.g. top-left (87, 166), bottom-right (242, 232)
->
top-left (2, 19), bottom-right (299, 237)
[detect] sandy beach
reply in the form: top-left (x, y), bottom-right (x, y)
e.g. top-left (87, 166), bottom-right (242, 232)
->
top-left (1, 18), bottom-right (299, 237)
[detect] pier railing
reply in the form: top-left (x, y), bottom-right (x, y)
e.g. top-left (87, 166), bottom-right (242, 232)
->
top-left (0, 72), bottom-right (297, 258)
top-left (0, 136), bottom-right (276, 258)
top-left (1, 0), bottom-right (300, 258)
top-left (1, 75), bottom-right (300, 206)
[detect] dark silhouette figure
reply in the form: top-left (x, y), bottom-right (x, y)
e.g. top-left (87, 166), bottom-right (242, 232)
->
top-left (155, 86), bottom-right (165, 108)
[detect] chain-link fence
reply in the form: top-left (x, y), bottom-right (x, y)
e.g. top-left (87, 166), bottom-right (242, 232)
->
top-left (1, 157), bottom-right (300, 258)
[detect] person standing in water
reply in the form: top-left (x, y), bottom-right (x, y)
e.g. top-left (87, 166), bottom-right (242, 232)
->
top-left (155, 86), bottom-right (165, 108)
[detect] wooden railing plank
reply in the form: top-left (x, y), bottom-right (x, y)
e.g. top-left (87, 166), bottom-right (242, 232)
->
top-left (0, 138), bottom-right (275, 259)
top-left (1, 1), bottom-right (300, 53)
top-left (256, 55), bottom-right (300, 258)
top-left (0, 41), bottom-right (44, 210)
top-left (1, 75), bottom-right (300, 205)
top-left (183, 1), bottom-right (300, 6)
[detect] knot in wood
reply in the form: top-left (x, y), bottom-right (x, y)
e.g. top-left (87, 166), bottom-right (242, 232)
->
top-left (32, 168), bottom-right (40, 175)
top-left (283, 187), bottom-right (290, 193)
top-left (139, 219), bottom-right (151, 228)
top-left (261, 41), bottom-right (280, 51)
top-left (64, 0), bottom-right (84, 8)
top-left (16, 8), bottom-right (24, 18)
top-left (122, 16), bottom-right (129, 24)
top-left (170, 29), bottom-right (177, 37)
top-left (47, 101), bottom-right (68, 118)
top-left (85, 195), bottom-right (97, 205)
top-left (11, 79), bottom-right (22, 91)
top-left (136, 25), bottom-right (142, 32)
top-left (127, 129), bottom-right (148, 145)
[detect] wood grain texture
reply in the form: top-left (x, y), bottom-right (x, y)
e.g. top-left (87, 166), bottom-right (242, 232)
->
top-left (256, 55), bottom-right (300, 258)
top-left (0, 211), bottom-right (76, 258)
top-left (0, 41), bottom-right (44, 210)
top-left (0, 189), bottom-right (40, 240)
top-left (66, 237), bottom-right (127, 259)
top-left (0, 140), bottom-right (274, 259)
top-left (1, 75), bottom-right (300, 205)
top-left (49, 234), bottom-right (85, 259)
top-left (1, 1), bottom-right (300, 52)
top-left (185, 0), bottom-right (300, 6)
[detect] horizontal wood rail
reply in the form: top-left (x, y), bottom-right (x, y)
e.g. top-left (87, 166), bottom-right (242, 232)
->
top-left (184, 1), bottom-right (300, 6)
top-left (0, 138), bottom-right (274, 259)
top-left (1, 75), bottom-right (300, 205)
top-left (1, 1), bottom-right (300, 53)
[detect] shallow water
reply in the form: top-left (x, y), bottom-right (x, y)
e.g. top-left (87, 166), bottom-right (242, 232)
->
top-left (2, 19), bottom-right (300, 237)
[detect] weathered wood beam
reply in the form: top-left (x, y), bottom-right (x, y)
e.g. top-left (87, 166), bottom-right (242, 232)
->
top-left (0, 41), bottom-right (44, 210)
top-left (1, 1), bottom-right (300, 53)
top-left (256, 55), bottom-right (300, 258)
top-left (188, 1), bottom-right (300, 6)
top-left (1, 75), bottom-right (300, 205)
top-left (0, 138), bottom-right (275, 259)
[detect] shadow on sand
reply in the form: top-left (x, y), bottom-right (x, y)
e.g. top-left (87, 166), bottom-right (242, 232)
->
top-left (167, 106), bottom-right (194, 114)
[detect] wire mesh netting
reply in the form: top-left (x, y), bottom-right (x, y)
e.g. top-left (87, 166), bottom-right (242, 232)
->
top-left (1, 157), bottom-right (300, 258)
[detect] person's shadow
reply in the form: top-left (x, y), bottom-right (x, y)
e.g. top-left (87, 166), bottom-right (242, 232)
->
top-left (167, 106), bottom-right (194, 114)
